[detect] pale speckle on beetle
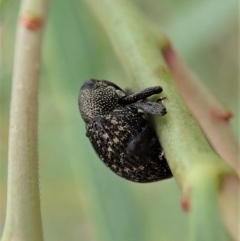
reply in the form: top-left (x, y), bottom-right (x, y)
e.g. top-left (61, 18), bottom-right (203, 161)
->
top-left (78, 79), bottom-right (172, 183)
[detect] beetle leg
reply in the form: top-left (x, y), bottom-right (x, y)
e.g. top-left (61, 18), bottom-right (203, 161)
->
top-left (119, 86), bottom-right (162, 104)
top-left (157, 96), bottom-right (167, 103)
top-left (130, 102), bottom-right (167, 116)
top-left (126, 125), bottom-right (157, 156)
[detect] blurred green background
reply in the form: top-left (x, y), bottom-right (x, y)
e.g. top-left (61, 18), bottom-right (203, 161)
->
top-left (0, 0), bottom-right (238, 240)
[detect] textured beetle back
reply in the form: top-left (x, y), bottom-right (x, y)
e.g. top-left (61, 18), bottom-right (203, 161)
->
top-left (86, 107), bottom-right (172, 182)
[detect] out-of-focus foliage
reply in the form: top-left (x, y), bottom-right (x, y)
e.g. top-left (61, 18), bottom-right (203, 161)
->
top-left (0, 0), bottom-right (238, 240)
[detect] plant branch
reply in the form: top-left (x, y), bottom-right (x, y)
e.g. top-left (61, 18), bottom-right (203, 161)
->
top-left (1, 0), bottom-right (48, 240)
top-left (162, 46), bottom-right (239, 176)
top-left (83, 0), bottom-right (239, 240)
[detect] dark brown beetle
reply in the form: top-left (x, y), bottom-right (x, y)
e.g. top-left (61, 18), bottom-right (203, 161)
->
top-left (78, 79), bottom-right (172, 183)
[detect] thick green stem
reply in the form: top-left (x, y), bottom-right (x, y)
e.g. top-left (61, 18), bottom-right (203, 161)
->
top-left (83, 0), bottom-right (232, 186)
top-left (163, 47), bottom-right (239, 175)
top-left (1, 0), bottom-right (48, 240)
top-left (188, 166), bottom-right (231, 241)
top-left (83, 0), bottom-right (238, 240)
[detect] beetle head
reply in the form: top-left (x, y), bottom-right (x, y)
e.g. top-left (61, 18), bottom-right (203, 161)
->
top-left (78, 79), bottom-right (125, 122)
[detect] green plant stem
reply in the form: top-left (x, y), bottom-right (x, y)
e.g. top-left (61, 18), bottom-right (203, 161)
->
top-left (83, 0), bottom-right (232, 185)
top-left (162, 47), bottom-right (239, 176)
top-left (1, 0), bottom-right (48, 240)
top-left (83, 0), bottom-right (238, 240)
top-left (188, 167), bottom-right (230, 241)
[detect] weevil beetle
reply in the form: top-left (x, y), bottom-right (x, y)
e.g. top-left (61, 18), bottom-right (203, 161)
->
top-left (78, 79), bottom-right (172, 183)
